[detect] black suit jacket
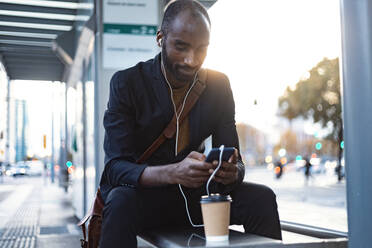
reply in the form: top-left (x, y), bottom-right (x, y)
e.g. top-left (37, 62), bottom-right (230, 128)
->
top-left (99, 53), bottom-right (245, 201)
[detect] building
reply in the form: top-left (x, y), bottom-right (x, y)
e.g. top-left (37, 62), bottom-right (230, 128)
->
top-left (0, 63), bottom-right (7, 163)
top-left (14, 100), bottom-right (28, 162)
top-left (236, 122), bottom-right (271, 166)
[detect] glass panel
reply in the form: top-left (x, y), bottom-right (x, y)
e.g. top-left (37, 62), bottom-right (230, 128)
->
top-left (205, 0), bottom-right (346, 234)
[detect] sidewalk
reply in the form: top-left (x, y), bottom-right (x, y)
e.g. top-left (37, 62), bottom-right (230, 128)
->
top-left (0, 177), bottom-right (153, 248)
top-left (0, 177), bottom-right (81, 248)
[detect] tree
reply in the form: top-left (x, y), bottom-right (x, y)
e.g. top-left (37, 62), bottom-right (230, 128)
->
top-left (278, 58), bottom-right (343, 180)
top-left (274, 129), bottom-right (299, 157)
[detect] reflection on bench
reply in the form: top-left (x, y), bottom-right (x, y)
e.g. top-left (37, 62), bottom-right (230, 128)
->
top-left (138, 221), bottom-right (348, 248)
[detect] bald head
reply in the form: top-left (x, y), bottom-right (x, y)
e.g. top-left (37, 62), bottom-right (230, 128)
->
top-left (161, 0), bottom-right (211, 36)
top-left (156, 0), bottom-right (211, 87)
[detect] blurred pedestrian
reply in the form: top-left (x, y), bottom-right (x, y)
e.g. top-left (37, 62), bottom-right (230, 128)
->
top-left (275, 160), bottom-right (283, 179)
top-left (335, 163), bottom-right (344, 182)
top-left (304, 157), bottom-right (313, 185)
top-left (0, 161), bottom-right (3, 183)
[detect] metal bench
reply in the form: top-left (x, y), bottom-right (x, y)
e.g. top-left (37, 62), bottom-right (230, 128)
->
top-left (138, 221), bottom-right (348, 248)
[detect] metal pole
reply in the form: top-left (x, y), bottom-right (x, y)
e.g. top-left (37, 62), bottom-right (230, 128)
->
top-left (339, 0), bottom-right (372, 247)
top-left (62, 83), bottom-right (67, 184)
top-left (51, 82), bottom-right (55, 183)
top-left (59, 82), bottom-right (65, 180)
top-left (14, 100), bottom-right (18, 161)
top-left (65, 82), bottom-right (68, 171)
top-left (82, 62), bottom-right (88, 215)
top-left (21, 100), bottom-right (26, 160)
top-left (94, 0), bottom-right (101, 190)
top-left (5, 77), bottom-right (10, 164)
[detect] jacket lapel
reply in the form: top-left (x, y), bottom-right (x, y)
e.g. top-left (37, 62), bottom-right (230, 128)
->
top-left (150, 53), bottom-right (174, 122)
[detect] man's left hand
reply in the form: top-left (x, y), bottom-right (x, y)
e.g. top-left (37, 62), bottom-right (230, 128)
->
top-left (209, 148), bottom-right (239, 185)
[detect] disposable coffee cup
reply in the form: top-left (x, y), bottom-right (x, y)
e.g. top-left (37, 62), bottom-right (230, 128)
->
top-left (200, 194), bottom-right (232, 242)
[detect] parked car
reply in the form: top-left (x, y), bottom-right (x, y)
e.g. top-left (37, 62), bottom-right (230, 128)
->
top-left (11, 161), bottom-right (30, 177)
top-left (4, 162), bottom-right (14, 176)
top-left (26, 160), bottom-right (44, 176)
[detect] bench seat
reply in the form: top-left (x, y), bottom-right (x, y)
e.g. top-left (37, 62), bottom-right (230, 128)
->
top-left (138, 226), bottom-right (348, 248)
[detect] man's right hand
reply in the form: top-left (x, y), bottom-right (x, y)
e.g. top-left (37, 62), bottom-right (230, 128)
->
top-left (171, 151), bottom-right (214, 188)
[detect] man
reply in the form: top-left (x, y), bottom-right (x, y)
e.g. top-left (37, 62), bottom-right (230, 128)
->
top-left (304, 157), bottom-right (313, 185)
top-left (99, 1), bottom-right (282, 247)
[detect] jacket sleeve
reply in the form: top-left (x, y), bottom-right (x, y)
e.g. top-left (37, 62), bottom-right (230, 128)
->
top-left (103, 71), bottom-right (147, 188)
top-left (211, 74), bottom-right (245, 194)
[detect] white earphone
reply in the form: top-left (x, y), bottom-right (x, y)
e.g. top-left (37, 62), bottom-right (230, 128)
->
top-left (161, 56), bottom-right (225, 228)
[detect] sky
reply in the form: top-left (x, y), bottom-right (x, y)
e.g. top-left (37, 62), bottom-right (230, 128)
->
top-left (8, 0), bottom-right (342, 156)
top-left (204, 0), bottom-right (341, 140)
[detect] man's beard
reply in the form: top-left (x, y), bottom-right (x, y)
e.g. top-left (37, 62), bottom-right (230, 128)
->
top-left (162, 44), bottom-right (197, 82)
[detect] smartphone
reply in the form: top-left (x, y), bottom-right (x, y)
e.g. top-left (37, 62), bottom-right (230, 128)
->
top-left (205, 147), bottom-right (235, 163)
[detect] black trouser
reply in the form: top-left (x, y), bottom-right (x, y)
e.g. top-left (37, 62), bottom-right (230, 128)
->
top-left (99, 182), bottom-right (282, 248)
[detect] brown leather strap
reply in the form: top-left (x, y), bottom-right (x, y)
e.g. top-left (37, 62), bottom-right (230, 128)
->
top-left (81, 224), bottom-right (87, 246)
top-left (78, 209), bottom-right (90, 242)
top-left (78, 188), bottom-right (104, 243)
top-left (136, 69), bottom-right (207, 164)
top-left (92, 188), bottom-right (104, 216)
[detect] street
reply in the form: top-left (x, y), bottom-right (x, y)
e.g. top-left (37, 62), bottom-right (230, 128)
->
top-left (244, 166), bottom-right (347, 232)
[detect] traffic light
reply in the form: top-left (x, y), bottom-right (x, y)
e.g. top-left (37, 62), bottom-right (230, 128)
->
top-left (315, 142), bottom-right (322, 150)
top-left (340, 141), bottom-right (344, 149)
top-left (43, 135), bottom-right (47, 149)
top-left (66, 161), bottom-right (73, 168)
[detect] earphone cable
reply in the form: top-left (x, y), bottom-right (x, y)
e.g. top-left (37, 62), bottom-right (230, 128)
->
top-left (161, 57), bottom-right (225, 228)
top-left (206, 145), bottom-right (224, 196)
top-left (160, 58), bottom-right (199, 156)
top-left (178, 184), bottom-right (204, 227)
top-left (161, 58), bottom-right (203, 227)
